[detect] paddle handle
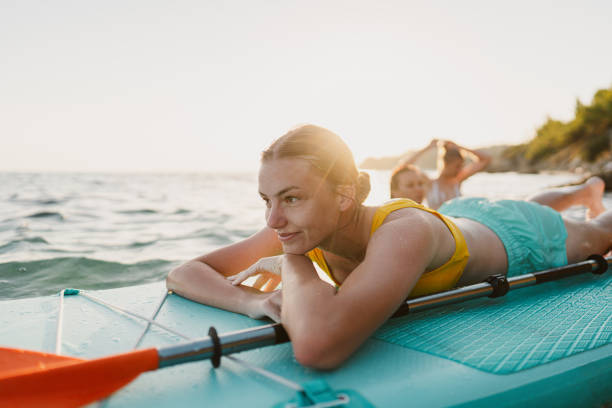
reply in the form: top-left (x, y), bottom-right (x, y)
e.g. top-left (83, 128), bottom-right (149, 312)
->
top-left (157, 323), bottom-right (289, 368)
top-left (533, 255), bottom-right (608, 282)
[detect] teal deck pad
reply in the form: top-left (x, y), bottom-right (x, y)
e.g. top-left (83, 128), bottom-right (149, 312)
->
top-left (374, 273), bottom-right (612, 374)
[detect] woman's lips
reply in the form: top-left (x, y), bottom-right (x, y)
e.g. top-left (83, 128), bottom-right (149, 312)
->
top-left (278, 232), bottom-right (299, 242)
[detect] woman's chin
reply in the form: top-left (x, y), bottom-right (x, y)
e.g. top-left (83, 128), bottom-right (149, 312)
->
top-left (280, 241), bottom-right (313, 255)
top-left (281, 246), bottom-right (308, 255)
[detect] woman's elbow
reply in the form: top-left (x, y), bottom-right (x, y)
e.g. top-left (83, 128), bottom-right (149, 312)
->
top-left (166, 265), bottom-right (180, 291)
top-left (166, 262), bottom-right (194, 292)
top-left (291, 334), bottom-right (350, 370)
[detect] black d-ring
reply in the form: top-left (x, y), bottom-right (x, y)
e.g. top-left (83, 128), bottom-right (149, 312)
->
top-left (587, 254), bottom-right (608, 275)
top-left (485, 274), bottom-right (510, 298)
top-left (208, 326), bottom-right (222, 368)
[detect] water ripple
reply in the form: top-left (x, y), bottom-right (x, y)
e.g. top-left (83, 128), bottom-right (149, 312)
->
top-left (25, 211), bottom-right (65, 220)
top-left (0, 237), bottom-right (49, 253)
top-left (0, 257), bottom-right (178, 300)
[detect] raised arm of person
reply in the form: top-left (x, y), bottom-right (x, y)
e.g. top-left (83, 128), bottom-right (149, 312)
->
top-left (402, 139), bottom-right (438, 165)
top-left (443, 140), bottom-right (491, 182)
top-left (166, 226), bottom-right (284, 320)
top-left (280, 214), bottom-right (438, 370)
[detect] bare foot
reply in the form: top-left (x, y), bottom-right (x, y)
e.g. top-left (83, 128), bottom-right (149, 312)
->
top-left (585, 176), bottom-right (606, 220)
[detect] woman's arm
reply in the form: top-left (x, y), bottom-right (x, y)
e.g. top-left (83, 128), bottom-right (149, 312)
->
top-left (166, 226), bottom-right (284, 319)
top-left (402, 139), bottom-right (438, 165)
top-left (280, 215), bottom-right (437, 369)
top-left (446, 141), bottom-right (491, 182)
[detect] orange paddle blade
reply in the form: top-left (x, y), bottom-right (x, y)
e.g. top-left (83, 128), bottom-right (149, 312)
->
top-left (0, 347), bottom-right (84, 378)
top-left (0, 347), bottom-right (159, 408)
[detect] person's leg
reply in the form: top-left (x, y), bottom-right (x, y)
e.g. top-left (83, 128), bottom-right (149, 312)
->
top-left (564, 209), bottom-right (612, 263)
top-left (527, 176), bottom-right (606, 219)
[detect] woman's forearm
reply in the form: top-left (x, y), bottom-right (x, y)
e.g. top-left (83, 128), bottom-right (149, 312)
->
top-left (403, 139), bottom-right (437, 165)
top-left (280, 255), bottom-right (337, 331)
top-left (455, 143), bottom-right (490, 164)
top-left (166, 260), bottom-right (264, 317)
top-left (280, 255), bottom-right (351, 369)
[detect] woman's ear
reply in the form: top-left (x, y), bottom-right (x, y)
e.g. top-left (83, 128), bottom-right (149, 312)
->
top-left (336, 185), bottom-right (356, 211)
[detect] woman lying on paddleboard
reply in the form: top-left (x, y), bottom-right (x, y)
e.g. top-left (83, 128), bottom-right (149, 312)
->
top-left (167, 124), bottom-right (612, 370)
top-left (389, 161), bottom-right (608, 219)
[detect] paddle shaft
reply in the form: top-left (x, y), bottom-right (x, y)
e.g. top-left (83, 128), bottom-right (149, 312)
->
top-left (157, 256), bottom-right (610, 368)
top-left (158, 323), bottom-right (287, 368)
top-left (395, 255), bottom-right (609, 314)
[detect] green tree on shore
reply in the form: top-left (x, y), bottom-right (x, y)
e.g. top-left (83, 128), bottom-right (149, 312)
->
top-left (517, 85), bottom-right (612, 164)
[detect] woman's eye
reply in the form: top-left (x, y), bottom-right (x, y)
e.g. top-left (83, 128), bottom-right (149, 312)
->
top-left (262, 197), bottom-right (271, 208)
top-left (284, 196), bottom-right (298, 204)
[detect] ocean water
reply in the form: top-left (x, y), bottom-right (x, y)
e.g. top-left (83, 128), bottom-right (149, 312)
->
top-left (1, 171), bottom-right (609, 300)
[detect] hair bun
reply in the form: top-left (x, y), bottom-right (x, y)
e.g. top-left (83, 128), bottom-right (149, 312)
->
top-left (355, 171), bottom-right (371, 204)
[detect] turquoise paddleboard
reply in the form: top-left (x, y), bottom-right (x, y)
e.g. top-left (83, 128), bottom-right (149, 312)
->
top-left (1, 268), bottom-right (611, 407)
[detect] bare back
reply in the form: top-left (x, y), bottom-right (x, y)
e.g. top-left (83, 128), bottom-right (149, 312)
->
top-left (451, 217), bottom-right (508, 285)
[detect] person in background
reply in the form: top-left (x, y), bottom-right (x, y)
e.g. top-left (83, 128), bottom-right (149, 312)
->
top-left (391, 145), bottom-right (607, 220)
top-left (389, 163), bottom-right (430, 203)
top-left (400, 139), bottom-right (491, 209)
top-left (526, 177), bottom-right (607, 220)
top-left (167, 124), bottom-right (612, 371)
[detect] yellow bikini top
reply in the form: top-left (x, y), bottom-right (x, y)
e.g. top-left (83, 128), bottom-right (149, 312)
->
top-left (306, 198), bottom-right (470, 298)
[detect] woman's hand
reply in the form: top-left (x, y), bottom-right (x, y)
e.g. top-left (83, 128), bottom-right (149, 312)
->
top-left (438, 139), bottom-right (458, 150)
top-left (227, 255), bottom-right (283, 292)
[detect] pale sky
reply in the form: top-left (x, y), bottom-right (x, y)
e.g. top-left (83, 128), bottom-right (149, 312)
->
top-left (2, 0), bottom-right (611, 172)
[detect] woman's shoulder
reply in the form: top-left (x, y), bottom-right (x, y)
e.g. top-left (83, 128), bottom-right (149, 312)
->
top-left (372, 203), bottom-right (436, 237)
top-left (373, 198), bottom-right (442, 219)
top-left (365, 210), bottom-right (437, 269)
top-left (373, 198), bottom-right (427, 211)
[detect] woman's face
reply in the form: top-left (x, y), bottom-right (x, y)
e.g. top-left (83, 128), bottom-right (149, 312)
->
top-left (258, 158), bottom-right (341, 254)
top-left (391, 171), bottom-right (427, 203)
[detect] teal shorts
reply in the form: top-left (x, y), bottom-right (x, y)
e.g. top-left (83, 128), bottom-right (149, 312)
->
top-left (438, 197), bottom-right (568, 277)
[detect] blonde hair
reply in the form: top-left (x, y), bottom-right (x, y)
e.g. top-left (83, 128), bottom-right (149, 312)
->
top-left (262, 125), bottom-right (371, 204)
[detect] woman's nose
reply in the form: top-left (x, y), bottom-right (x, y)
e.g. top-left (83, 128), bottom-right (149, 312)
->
top-left (266, 203), bottom-right (287, 229)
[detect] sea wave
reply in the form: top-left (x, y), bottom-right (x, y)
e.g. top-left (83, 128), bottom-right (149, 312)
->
top-left (0, 257), bottom-right (178, 300)
top-left (0, 237), bottom-right (49, 253)
top-left (128, 239), bottom-right (158, 248)
top-left (116, 209), bottom-right (158, 215)
top-left (25, 211), bottom-right (65, 220)
top-left (37, 198), bottom-right (65, 205)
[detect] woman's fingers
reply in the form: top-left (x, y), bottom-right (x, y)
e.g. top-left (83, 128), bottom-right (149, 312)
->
top-left (262, 274), bottom-right (282, 292)
top-left (252, 274), bottom-right (269, 290)
top-left (227, 269), bottom-right (253, 286)
top-left (227, 256), bottom-right (283, 287)
top-left (255, 272), bottom-right (282, 291)
top-left (229, 269), bottom-right (280, 291)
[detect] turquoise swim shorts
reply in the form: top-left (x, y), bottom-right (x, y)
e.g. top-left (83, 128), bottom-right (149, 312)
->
top-left (438, 197), bottom-right (568, 277)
